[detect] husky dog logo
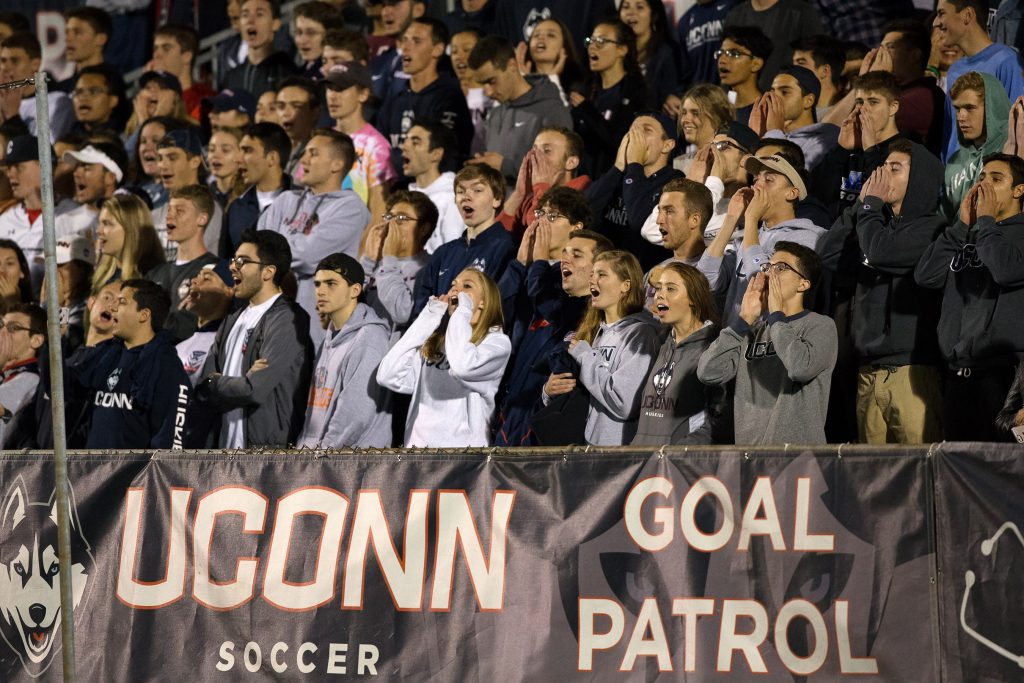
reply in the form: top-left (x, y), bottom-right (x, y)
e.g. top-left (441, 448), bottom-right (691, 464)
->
top-left (106, 368), bottom-right (121, 391)
top-left (651, 360), bottom-right (675, 396)
top-left (961, 521), bottom-right (1024, 668)
top-left (0, 477), bottom-right (94, 678)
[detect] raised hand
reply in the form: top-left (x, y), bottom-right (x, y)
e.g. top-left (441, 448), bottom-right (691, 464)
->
top-left (686, 143), bottom-right (712, 182)
top-left (515, 41), bottom-right (532, 74)
top-left (739, 272), bottom-right (767, 325)
top-left (764, 91), bottom-right (787, 131)
top-left (959, 184), bottom-right (980, 226)
top-left (532, 219), bottom-right (552, 262)
top-left (975, 182), bottom-right (1000, 219)
top-left (517, 220), bottom-right (538, 266)
top-left (748, 92), bottom-right (771, 136)
top-left (545, 372), bottom-right (577, 397)
top-left (726, 186), bottom-right (755, 221)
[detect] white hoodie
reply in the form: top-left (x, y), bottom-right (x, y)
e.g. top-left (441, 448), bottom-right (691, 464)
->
top-left (376, 293), bottom-right (511, 447)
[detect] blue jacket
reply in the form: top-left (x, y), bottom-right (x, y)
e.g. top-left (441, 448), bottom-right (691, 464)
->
top-left (412, 222), bottom-right (515, 316)
top-left (494, 261), bottom-right (588, 446)
top-left (221, 176), bottom-right (291, 259)
top-left (376, 72), bottom-right (473, 175)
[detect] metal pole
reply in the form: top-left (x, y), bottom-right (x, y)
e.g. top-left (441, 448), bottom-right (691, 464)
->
top-left (34, 70), bottom-right (77, 683)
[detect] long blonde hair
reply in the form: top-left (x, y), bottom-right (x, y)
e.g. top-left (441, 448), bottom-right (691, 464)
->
top-left (92, 194), bottom-right (166, 291)
top-left (421, 269), bottom-right (504, 363)
top-left (574, 250), bottom-right (645, 344)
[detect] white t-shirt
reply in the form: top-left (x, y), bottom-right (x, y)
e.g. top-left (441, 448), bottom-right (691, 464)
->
top-left (219, 293), bottom-right (280, 448)
top-left (256, 189), bottom-right (280, 211)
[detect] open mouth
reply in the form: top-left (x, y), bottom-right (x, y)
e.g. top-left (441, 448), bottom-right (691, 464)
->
top-left (590, 286), bottom-right (600, 299)
top-left (232, 274), bottom-right (242, 285)
top-left (245, 28), bottom-right (259, 41)
top-left (561, 266), bottom-right (573, 279)
top-left (659, 228), bottom-right (669, 240)
top-left (460, 204), bottom-right (475, 219)
top-left (166, 222), bottom-right (177, 234)
top-left (22, 621), bottom-right (53, 656)
top-left (210, 161), bottom-right (223, 173)
top-left (401, 56), bottom-right (413, 69)
top-left (655, 303), bottom-right (669, 315)
top-left (588, 53), bottom-right (599, 66)
top-left (99, 310), bottom-right (113, 323)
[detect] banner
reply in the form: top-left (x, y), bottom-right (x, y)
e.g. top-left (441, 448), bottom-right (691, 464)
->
top-left (934, 444), bottom-right (1024, 683)
top-left (0, 446), bottom-right (994, 681)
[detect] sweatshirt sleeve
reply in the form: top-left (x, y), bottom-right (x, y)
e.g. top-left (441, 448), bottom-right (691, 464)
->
top-left (498, 259), bottom-right (527, 327)
top-left (373, 256), bottom-right (419, 327)
top-left (976, 217), bottom-right (1024, 287)
top-left (697, 249), bottom-right (735, 293)
top-left (322, 329), bottom-right (390, 447)
top-left (443, 294), bottom-right (512, 393)
top-left (858, 205), bottom-right (943, 274)
top-left (583, 167), bottom-right (624, 228)
top-left (768, 313), bottom-right (838, 384)
top-left (622, 163), bottom-right (661, 230)
top-left (412, 253), bottom-right (441, 316)
top-left (914, 220), bottom-right (969, 289)
top-left (570, 324), bottom-right (658, 420)
top-left (640, 203), bottom-right (663, 245)
top-left (818, 205), bottom-right (858, 271)
top-left (203, 309), bottom-right (311, 409)
top-left (376, 300), bottom-right (446, 394)
top-left (291, 197), bottom-right (369, 277)
top-left (148, 357), bottom-right (190, 449)
top-left (696, 326), bottom-right (745, 385)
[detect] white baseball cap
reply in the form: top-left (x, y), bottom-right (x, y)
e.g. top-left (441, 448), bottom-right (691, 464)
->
top-left (62, 145), bottom-right (124, 183)
top-left (56, 235), bottom-right (96, 265)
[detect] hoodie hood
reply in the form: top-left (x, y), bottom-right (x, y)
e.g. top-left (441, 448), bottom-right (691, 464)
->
top-left (900, 142), bottom-right (945, 219)
top-left (512, 76), bottom-right (565, 109)
top-left (955, 72), bottom-right (1009, 151)
top-left (325, 303), bottom-right (390, 348)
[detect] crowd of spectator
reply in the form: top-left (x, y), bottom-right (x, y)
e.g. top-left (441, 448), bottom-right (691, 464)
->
top-left (0, 0), bottom-right (1022, 451)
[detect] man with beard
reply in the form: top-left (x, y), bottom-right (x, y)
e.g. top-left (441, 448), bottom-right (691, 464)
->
top-left (194, 230), bottom-right (313, 448)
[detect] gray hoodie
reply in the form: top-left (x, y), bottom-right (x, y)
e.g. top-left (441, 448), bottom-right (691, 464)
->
top-left (697, 218), bottom-right (827, 327)
top-left (258, 188), bottom-right (371, 342)
top-left (297, 303), bottom-right (392, 448)
top-left (482, 76), bottom-right (573, 180)
top-left (360, 253), bottom-right (429, 340)
top-left (632, 323), bottom-right (726, 445)
top-left (697, 311), bottom-right (838, 445)
top-left (569, 312), bottom-right (661, 445)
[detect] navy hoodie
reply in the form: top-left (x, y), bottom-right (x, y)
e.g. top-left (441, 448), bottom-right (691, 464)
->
top-left (820, 141), bottom-right (944, 366)
top-left (494, 261), bottom-right (587, 446)
top-left (412, 222), bottom-right (515, 315)
top-left (915, 210), bottom-right (1024, 369)
top-left (69, 332), bottom-right (191, 449)
top-left (493, 0), bottom-right (616, 51)
top-left (376, 73), bottom-right (473, 175)
top-left (586, 162), bottom-right (678, 270)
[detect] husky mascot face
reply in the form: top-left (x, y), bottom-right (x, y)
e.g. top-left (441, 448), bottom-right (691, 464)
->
top-left (0, 476), bottom-right (93, 678)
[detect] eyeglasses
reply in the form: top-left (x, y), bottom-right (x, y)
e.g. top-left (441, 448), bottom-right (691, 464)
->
top-left (383, 212), bottom-right (419, 224)
top-left (759, 261), bottom-right (808, 279)
top-left (71, 87), bottom-right (108, 99)
top-left (2, 322), bottom-right (39, 335)
top-left (230, 256), bottom-right (268, 269)
top-left (714, 139), bottom-right (747, 154)
top-left (714, 48), bottom-right (753, 60)
top-left (584, 36), bottom-right (621, 48)
top-left (533, 208), bottom-right (566, 222)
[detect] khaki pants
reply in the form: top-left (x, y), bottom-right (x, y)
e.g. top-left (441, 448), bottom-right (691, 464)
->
top-left (856, 364), bottom-right (944, 444)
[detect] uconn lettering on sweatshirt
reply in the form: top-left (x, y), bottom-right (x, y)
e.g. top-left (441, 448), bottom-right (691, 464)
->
top-left (745, 340), bottom-right (776, 360)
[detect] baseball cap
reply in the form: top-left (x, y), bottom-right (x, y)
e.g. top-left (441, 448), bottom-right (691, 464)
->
top-left (56, 235), bottom-right (95, 265)
top-left (743, 153), bottom-right (808, 200)
top-left (207, 89), bottom-right (257, 116)
top-left (324, 62), bottom-right (372, 91)
top-left (634, 111), bottom-right (677, 141)
top-left (721, 121), bottom-right (760, 154)
top-left (62, 144), bottom-right (125, 183)
top-left (138, 70), bottom-right (183, 96)
top-left (777, 64), bottom-right (821, 103)
top-left (316, 252), bottom-right (364, 287)
top-left (157, 128), bottom-right (203, 157)
top-left (2, 135), bottom-right (42, 165)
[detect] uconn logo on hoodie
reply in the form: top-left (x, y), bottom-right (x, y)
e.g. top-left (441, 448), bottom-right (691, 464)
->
top-left (94, 368), bottom-right (133, 409)
top-left (950, 243), bottom-right (983, 272)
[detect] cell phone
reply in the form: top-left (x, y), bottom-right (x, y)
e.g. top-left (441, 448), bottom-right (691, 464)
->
top-left (1012, 425), bottom-right (1024, 444)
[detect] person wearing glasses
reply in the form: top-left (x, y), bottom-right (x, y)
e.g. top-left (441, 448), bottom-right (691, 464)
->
top-left (68, 64), bottom-right (127, 138)
top-left (360, 190), bottom-right (438, 338)
top-left (698, 241), bottom-right (836, 445)
top-left (715, 26), bottom-right (773, 126)
top-left (292, 1), bottom-right (344, 80)
top-left (0, 304), bottom-right (44, 448)
top-left (820, 139), bottom-right (945, 444)
top-left (725, 0), bottom-right (824, 93)
top-left (194, 230), bottom-right (314, 448)
top-left (669, 0), bottom-right (740, 112)
top-left (570, 20), bottom-right (651, 178)
top-left (698, 151), bottom-right (827, 327)
top-left (258, 128), bottom-right (370, 344)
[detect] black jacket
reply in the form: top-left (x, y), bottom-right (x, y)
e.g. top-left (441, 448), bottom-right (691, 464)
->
top-left (915, 210), bottom-right (1024, 369)
top-left (194, 296), bottom-right (314, 447)
top-left (221, 176), bottom-right (292, 258)
top-left (820, 141), bottom-right (945, 365)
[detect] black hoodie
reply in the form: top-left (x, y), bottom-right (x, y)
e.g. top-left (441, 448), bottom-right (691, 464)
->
top-left (915, 200), bottom-right (1024, 369)
top-left (820, 141), bottom-right (944, 366)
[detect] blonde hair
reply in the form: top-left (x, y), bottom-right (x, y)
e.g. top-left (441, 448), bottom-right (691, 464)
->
top-left (92, 194), bottom-right (166, 292)
top-left (209, 126), bottom-right (247, 206)
top-left (679, 83), bottom-right (735, 138)
top-left (574, 250), bottom-right (645, 344)
top-left (421, 269), bottom-right (504, 363)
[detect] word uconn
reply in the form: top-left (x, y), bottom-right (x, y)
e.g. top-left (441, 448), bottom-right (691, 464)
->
top-left (115, 486), bottom-right (516, 612)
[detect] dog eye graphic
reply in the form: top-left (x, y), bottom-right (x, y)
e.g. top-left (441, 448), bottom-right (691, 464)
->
top-left (46, 563), bottom-right (58, 579)
top-left (12, 562), bottom-right (25, 578)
